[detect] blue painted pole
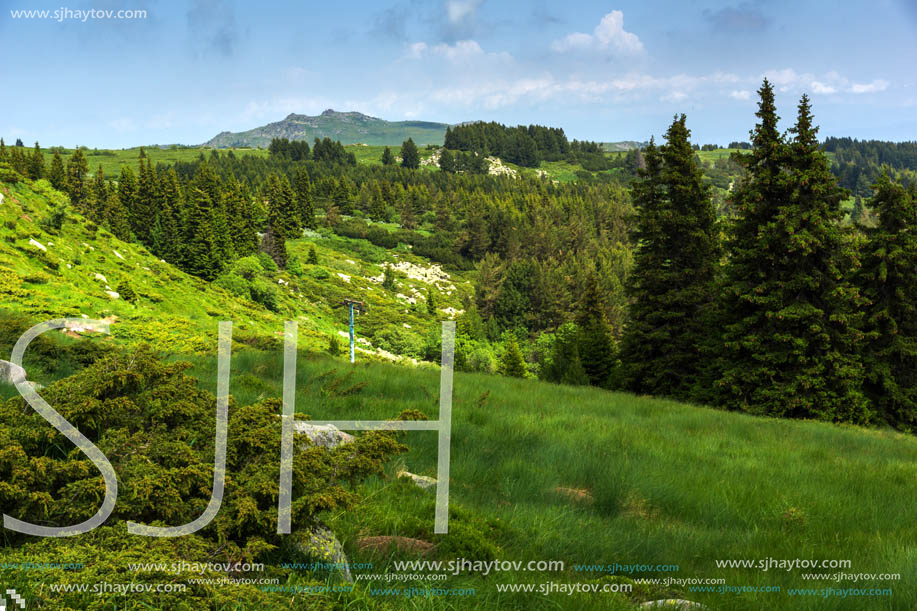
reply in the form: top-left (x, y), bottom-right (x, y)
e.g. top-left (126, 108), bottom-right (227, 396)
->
top-left (349, 303), bottom-right (355, 364)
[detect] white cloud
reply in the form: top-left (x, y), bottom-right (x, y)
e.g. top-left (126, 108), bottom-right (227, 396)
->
top-left (446, 0), bottom-right (480, 25)
top-left (850, 79), bottom-right (889, 94)
top-left (730, 89), bottom-right (752, 100)
top-left (551, 10), bottom-right (644, 55)
top-left (661, 91), bottom-right (687, 102)
top-left (810, 81), bottom-right (837, 95)
top-left (404, 39), bottom-right (512, 64)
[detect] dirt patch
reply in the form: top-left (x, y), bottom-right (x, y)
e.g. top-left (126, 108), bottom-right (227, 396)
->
top-left (357, 536), bottom-right (435, 557)
top-left (554, 487), bottom-right (593, 504)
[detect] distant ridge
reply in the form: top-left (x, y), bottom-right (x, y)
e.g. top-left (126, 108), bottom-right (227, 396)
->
top-left (204, 109), bottom-right (449, 148)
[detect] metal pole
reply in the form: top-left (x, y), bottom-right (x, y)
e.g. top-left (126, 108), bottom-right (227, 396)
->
top-left (349, 303), bottom-right (355, 364)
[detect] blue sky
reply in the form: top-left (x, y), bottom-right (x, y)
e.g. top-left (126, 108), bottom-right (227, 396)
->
top-left (2, 0), bottom-right (916, 148)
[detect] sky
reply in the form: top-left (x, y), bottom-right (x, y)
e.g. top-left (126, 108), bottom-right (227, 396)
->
top-left (2, 0), bottom-right (916, 148)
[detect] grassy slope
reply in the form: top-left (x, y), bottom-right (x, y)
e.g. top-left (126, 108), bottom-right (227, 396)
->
top-left (1, 176), bottom-right (915, 610)
top-left (0, 177), bottom-right (471, 394)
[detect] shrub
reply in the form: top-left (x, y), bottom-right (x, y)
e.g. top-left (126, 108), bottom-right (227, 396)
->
top-left (257, 251), bottom-right (278, 273)
top-left (214, 272), bottom-right (251, 299)
top-left (116, 280), bottom-right (138, 303)
top-left (232, 255), bottom-right (264, 280)
top-left (250, 279), bottom-right (279, 311)
top-left (309, 266), bottom-right (330, 280)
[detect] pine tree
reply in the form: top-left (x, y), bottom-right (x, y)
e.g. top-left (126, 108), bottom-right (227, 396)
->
top-left (427, 288), bottom-right (437, 315)
top-left (65, 147), bottom-right (89, 208)
top-left (104, 190), bottom-right (132, 242)
top-left (714, 86), bottom-right (869, 423)
top-left (857, 174), bottom-right (917, 430)
top-left (400, 138), bottom-right (420, 169)
top-left (118, 165), bottom-right (139, 236)
top-left (542, 322), bottom-right (590, 386)
top-left (619, 116), bottom-right (721, 400)
top-left (225, 179), bottom-right (259, 258)
top-left (183, 187), bottom-right (222, 280)
top-left (381, 146), bottom-right (395, 166)
top-left (265, 172), bottom-right (299, 238)
top-left (439, 149), bottom-right (456, 173)
top-left (29, 142), bottom-right (45, 180)
top-left (576, 271), bottom-right (616, 388)
top-left (49, 150), bottom-right (66, 191)
top-left (500, 335), bottom-right (527, 378)
top-left (0, 138), bottom-right (6, 163)
top-left (88, 165), bottom-right (108, 222)
top-left (292, 166), bottom-right (316, 229)
top-left (307, 244), bottom-right (319, 265)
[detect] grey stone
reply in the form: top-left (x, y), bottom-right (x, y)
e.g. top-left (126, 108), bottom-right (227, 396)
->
top-left (0, 360), bottom-right (26, 385)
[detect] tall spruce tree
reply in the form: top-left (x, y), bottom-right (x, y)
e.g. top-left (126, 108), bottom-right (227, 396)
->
top-left (619, 116), bottom-right (720, 400)
top-left (576, 270), bottom-right (616, 388)
top-left (119, 165), bottom-right (139, 237)
top-left (182, 187), bottom-right (222, 280)
top-left (65, 148), bottom-right (89, 208)
top-left (49, 150), bottom-right (66, 191)
top-left (292, 166), bottom-right (316, 229)
top-left (104, 190), bottom-right (132, 242)
top-left (381, 146), bottom-right (395, 166)
top-left (400, 138), bottom-right (420, 169)
top-left (29, 142), bottom-right (45, 180)
top-left (857, 174), bottom-right (917, 430)
top-left (714, 86), bottom-right (869, 423)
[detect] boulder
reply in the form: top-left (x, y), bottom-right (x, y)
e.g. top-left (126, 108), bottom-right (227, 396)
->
top-left (293, 526), bottom-right (353, 582)
top-left (398, 470), bottom-right (437, 490)
top-left (0, 360), bottom-right (26, 385)
top-left (94, 273), bottom-right (107, 283)
top-left (105, 290), bottom-right (120, 299)
top-left (294, 422), bottom-right (354, 449)
top-left (28, 238), bottom-right (47, 252)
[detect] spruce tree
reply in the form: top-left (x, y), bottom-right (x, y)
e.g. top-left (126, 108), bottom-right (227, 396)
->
top-left (292, 166), bottom-right (315, 229)
top-left (225, 179), bottom-right (259, 258)
top-left (65, 147), bottom-right (89, 208)
top-left (500, 335), bottom-right (527, 378)
top-left (619, 116), bottom-right (721, 400)
top-left (307, 244), bottom-right (319, 265)
top-left (29, 142), bottom-right (45, 180)
top-left (49, 150), bottom-right (66, 191)
top-left (104, 190), bottom-right (132, 242)
top-left (183, 187), bottom-right (222, 280)
top-left (576, 271), bottom-right (616, 388)
top-left (714, 86), bottom-right (869, 423)
top-left (857, 174), bottom-right (917, 430)
top-left (400, 138), bottom-right (420, 169)
top-left (89, 165), bottom-right (108, 223)
top-left (0, 138), bottom-right (6, 163)
top-left (381, 146), bottom-right (395, 166)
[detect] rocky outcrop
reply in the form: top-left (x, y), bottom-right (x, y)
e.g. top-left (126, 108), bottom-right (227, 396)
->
top-left (398, 470), bottom-right (437, 489)
top-left (0, 360), bottom-right (26, 385)
top-left (294, 422), bottom-right (354, 449)
top-left (292, 526), bottom-right (353, 582)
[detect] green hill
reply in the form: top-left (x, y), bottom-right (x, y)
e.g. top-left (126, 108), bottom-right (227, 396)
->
top-left (204, 109), bottom-right (450, 148)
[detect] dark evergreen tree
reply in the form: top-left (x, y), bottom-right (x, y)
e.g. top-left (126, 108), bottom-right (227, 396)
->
top-left (381, 146), bottom-right (395, 166)
top-left (400, 138), bottom-right (420, 169)
top-left (857, 174), bottom-right (917, 430)
top-left (576, 271), bottom-right (616, 387)
top-left (292, 166), bottom-right (316, 229)
top-left (619, 116), bottom-right (720, 400)
top-left (714, 85), bottom-right (869, 423)
top-left (104, 190), bottom-right (132, 242)
top-left (182, 187), bottom-right (222, 280)
top-left (65, 147), bottom-right (89, 208)
top-left (88, 165), bottom-right (108, 222)
top-left (48, 150), bottom-right (66, 191)
top-left (542, 323), bottom-right (590, 386)
top-left (307, 244), bottom-right (319, 265)
top-left (260, 223), bottom-right (288, 270)
top-left (118, 165), bottom-right (139, 237)
top-left (29, 142), bottom-right (45, 180)
top-left (439, 149), bottom-right (456, 173)
top-left (224, 179), bottom-right (259, 258)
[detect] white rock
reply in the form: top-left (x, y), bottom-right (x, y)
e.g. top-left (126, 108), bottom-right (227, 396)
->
top-left (28, 238), bottom-right (47, 252)
top-left (294, 422), bottom-right (354, 449)
top-left (0, 360), bottom-right (26, 385)
top-left (337, 273), bottom-right (351, 283)
top-left (113, 250), bottom-right (124, 260)
top-left (105, 290), bottom-right (120, 299)
top-left (47, 241), bottom-right (54, 246)
top-left (403, 323), bottom-right (411, 329)
top-left (66, 263), bottom-right (72, 269)
top-left (640, 601), bottom-right (707, 610)
top-left (278, 278), bottom-right (288, 285)
top-left (398, 470), bottom-right (437, 489)
top-left (94, 273), bottom-right (107, 283)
